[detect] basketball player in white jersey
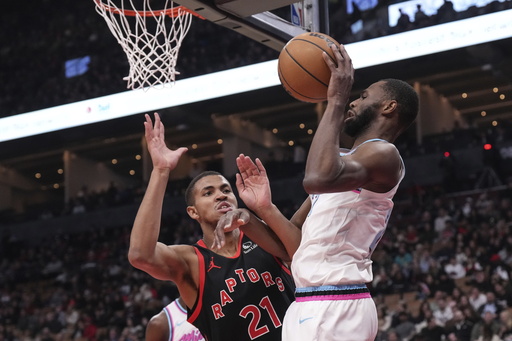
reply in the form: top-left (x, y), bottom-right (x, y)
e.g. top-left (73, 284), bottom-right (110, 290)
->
top-left (213, 44), bottom-right (419, 340)
top-left (146, 297), bottom-right (205, 341)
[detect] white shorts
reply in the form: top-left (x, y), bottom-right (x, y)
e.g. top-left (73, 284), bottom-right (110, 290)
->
top-left (282, 285), bottom-right (378, 341)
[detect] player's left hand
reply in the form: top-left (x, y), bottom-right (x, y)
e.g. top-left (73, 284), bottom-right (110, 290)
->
top-left (324, 44), bottom-right (354, 105)
top-left (236, 154), bottom-right (272, 212)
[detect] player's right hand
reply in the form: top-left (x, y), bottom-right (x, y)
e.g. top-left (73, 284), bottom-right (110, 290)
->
top-left (144, 112), bottom-right (188, 171)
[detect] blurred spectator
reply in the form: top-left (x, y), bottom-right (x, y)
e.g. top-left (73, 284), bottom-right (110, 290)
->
top-left (434, 208), bottom-right (453, 239)
top-left (445, 256), bottom-right (467, 280)
top-left (436, 0), bottom-right (457, 24)
top-left (414, 4), bottom-right (430, 27)
top-left (418, 316), bottom-right (447, 341)
top-left (468, 286), bottom-right (488, 313)
top-left (373, 268), bottom-right (394, 296)
top-left (470, 310), bottom-right (502, 341)
top-left (394, 311), bottom-right (417, 341)
top-left (445, 308), bottom-right (474, 341)
top-left (433, 296), bottom-right (454, 327)
top-left (476, 292), bottom-right (502, 317)
top-left (378, 306), bottom-right (393, 336)
top-left (499, 309), bottom-right (512, 341)
top-left (396, 8), bottom-right (412, 30)
top-left (493, 280), bottom-right (512, 309)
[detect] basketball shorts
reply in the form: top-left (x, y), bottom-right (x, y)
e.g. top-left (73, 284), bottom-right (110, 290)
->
top-left (282, 284), bottom-right (378, 341)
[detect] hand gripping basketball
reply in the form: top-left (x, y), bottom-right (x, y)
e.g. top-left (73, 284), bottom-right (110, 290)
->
top-left (278, 32), bottom-right (341, 103)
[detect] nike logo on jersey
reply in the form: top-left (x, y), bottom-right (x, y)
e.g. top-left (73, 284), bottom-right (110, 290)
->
top-left (176, 320), bottom-right (186, 327)
top-left (299, 317), bottom-right (314, 324)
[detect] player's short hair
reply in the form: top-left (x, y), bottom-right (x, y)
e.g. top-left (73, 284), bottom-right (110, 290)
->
top-left (185, 171), bottom-right (223, 205)
top-left (381, 78), bottom-right (419, 129)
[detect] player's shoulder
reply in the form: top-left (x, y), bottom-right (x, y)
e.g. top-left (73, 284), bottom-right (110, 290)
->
top-left (167, 243), bottom-right (197, 252)
top-left (146, 309), bottom-right (169, 341)
top-left (357, 139), bottom-right (400, 158)
top-left (149, 309), bottom-right (167, 324)
top-left (164, 244), bottom-right (200, 275)
top-left (163, 243), bottom-right (199, 262)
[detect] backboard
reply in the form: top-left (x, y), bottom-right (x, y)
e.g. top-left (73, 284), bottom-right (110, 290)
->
top-left (174, 0), bottom-right (329, 51)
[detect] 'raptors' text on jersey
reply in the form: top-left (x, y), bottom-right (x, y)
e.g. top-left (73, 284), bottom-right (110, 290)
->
top-left (189, 233), bottom-right (295, 341)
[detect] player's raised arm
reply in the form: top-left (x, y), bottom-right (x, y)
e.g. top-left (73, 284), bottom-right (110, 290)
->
top-left (128, 113), bottom-right (190, 282)
top-left (235, 154), bottom-right (305, 258)
top-left (303, 44), bottom-right (358, 194)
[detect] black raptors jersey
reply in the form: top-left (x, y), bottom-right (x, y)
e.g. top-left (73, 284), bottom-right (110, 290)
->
top-left (188, 232), bottom-right (295, 341)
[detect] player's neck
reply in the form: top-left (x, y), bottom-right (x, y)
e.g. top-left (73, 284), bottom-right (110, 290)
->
top-left (203, 229), bottom-right (240, 256)
top-left (352, 128), bottom-right (396, 148)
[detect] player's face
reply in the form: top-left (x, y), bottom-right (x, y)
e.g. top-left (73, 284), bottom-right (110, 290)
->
top-left (344, 103), bottom-right (378, 137)
top-left (344, 82), bottom-right (385, 137)
top-left (189, 175), bottom-right (238, 224)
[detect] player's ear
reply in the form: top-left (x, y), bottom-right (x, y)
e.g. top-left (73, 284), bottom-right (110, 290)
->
top-left (187, 206), bottom-right (199, 220)
top-left (382, 100), bottom-right (397, 116)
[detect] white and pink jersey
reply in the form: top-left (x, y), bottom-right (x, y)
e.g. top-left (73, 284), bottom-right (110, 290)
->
top-left (291, 139), bottom-right (404, 288)
top-left (163, 299), bottom-right (205, 341)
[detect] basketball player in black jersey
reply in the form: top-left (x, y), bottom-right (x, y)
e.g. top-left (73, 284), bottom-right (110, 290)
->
top-left (129, 113), bottom-right (295, 341)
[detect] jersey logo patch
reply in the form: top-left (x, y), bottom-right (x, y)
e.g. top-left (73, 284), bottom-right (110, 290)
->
top-left (242, 241), bottom-right (257, 254)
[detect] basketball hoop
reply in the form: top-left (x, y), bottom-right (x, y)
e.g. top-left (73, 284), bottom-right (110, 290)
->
top-left (93, 0), bottom-right (204, 90)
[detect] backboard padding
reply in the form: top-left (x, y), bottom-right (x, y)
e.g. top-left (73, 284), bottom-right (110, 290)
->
top-left (214, 0), bottom-right (299, 18)
top-left (176, 0), bottom-right (328, 51)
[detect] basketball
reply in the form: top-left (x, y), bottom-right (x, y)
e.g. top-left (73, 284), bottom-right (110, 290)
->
top-left (278, 32), bottom-right (340, 103)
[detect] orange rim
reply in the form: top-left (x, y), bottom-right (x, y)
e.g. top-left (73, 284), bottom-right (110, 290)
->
top-left (94, 0), bottom-right (205, 19)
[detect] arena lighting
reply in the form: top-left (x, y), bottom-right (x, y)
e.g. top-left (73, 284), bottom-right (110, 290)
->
top-left (483, 143), bottom-right (493, 150)
top-left (0, 60), bottom-right (279, 143)
top-left (0, 9), bottom-right (511, 142)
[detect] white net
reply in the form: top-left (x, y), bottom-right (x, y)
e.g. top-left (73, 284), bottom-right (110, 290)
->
top-left (93, 0), bottom-right (194, 90)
